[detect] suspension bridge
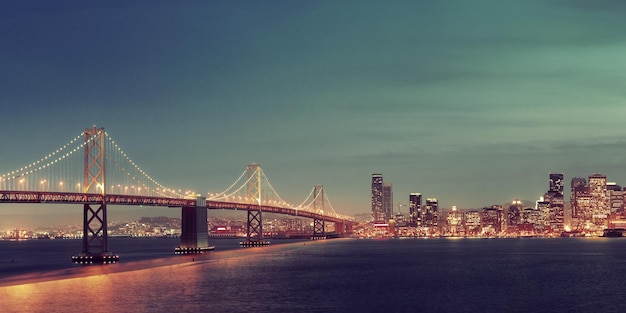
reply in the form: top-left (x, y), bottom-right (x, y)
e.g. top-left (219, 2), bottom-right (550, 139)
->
top-left (0, 127), bottom-right (356, 264)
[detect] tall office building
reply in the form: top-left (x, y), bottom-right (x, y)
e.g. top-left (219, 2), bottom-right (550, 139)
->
top-left (570, 177), bottom-right (587, 218)
top-left (536, 200), bottom-right (551, 228)
top-left (409, 192), bottom-right (422, 227)
top-left (371, 174), bottom-right (384, 223)
top-left (607, 183), bottom-right (623, 214)
top-left (574, 187), bottom-right (592, 223)
top-left (382, 182), bottom-right (393, 221)
top-left (446, 206), bottom-right (463, 236)
top-left (464, 210), bottom-right (481, 235)
top-left (546, 173), bottom-right (564, 232)
top-left (508, 199), bottom-right (523, 227)
top-left (549, 173), bottom-right (564, 196)
top-left (588, 174), bottom-right (609, 228)
top-left (481, 205), bottom-right (504, 235)
top-left (424, 198), bottom-right (439, 228)
top-left (409, 193), bottom-right (422, 227)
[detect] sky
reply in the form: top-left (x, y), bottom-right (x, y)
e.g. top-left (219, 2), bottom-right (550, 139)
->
top-left (2, 0), bottom-right (626, 225)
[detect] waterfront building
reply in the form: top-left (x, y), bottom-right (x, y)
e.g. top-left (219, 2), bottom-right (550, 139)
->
top-left (394, 211), bottom-right (407, 227)
top-left (446, 206), bottom-right (463, 236)
top-left (382, 182), bottom-right (393, 221)
top-left (464, 210), bottom-right (481, 236)
top-left (522, 207), bottom-right (540, 225)
top-left (607, 183), bottom-right (623, 214)
top-left (481, 205), bottom-right (504, 235)
top-left (409, 193), bottom-right (422, 227)
top-left (548, 197), bottom-right (564, 232)
top-left (371, 174), bottom-right (384, 223)
top-left (535, 198), bottom-right (550, 224)
top-left (508, 199), bottom-right (523, 227)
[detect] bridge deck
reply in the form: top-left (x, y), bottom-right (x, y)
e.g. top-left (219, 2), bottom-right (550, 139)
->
top-left (0, 191), bottom-right (195, 207)
top-left (0, 191), bottom-right (355, 224)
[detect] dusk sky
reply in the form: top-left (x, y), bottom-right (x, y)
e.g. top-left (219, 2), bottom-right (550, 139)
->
top-left (2, 1), bottom-right (626, 223)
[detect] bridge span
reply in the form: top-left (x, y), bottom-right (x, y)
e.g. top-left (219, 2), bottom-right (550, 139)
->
top-left (0, 127), bottom-right (356, 264)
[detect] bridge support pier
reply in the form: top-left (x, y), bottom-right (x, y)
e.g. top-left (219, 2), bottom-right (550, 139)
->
top-left (240, 209), bottom-right (270, 247)
top-left (72, 203), bottom-right (119, 264)
top-left (311, 218), bottom-right (326, 240)
top-left (335, 221), bottom-right (345, 235)
top-left (176, 197), bottom-right (213, 254)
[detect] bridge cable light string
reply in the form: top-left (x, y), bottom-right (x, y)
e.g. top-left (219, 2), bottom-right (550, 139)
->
top-left (314, 188), bottom-right (354, 221)
top-left (103, 131), bottom-right (186, 198)
top-left (208, 169), bottom-right (248, 201)
top-left (1, 135), bottom-right (86, 192)
top-left (211, 170), bottom-right (257, 203)
top-left (0, 132), bottom-right (84, 186)
top-left (295, 187), bottom-right (316, 209)
top-left (259, 168), bottom-right (291, 207)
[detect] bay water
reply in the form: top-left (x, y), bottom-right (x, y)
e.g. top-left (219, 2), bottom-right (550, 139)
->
top-left (1, 237), bottom-right (626, 313)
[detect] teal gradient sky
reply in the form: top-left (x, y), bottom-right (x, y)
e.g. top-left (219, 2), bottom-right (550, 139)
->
top-left (2, 1), bottom-right (626, 220)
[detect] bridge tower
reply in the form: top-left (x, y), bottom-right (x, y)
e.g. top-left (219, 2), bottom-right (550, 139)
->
top-left (241, 164), bottom-right (269, 246)
top-left (312, 184), bottom-right (326, 240)
top-left (72, 127), bottom-right (118, 264)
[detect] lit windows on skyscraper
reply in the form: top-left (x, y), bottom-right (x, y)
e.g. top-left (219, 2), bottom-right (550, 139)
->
top-left (481, 206), bottom-right (503, 235)
top-left (549, 173), bottom-right (564, 196)
top-left (607, 183), bottom-right (623, 214)
top-left (546, 173), bottom-right (564, 232)
top-left (570, 177), bottom-right (587, 219)
top-left (409, 193), bottom-right (422, 227)
top-left (464, 211), bottom-right (481, 235)
top-left (371, 174), bottom-right (384, 223)
top-left (382, 182), bottom-right (393, 221)
top-left (536, 200), bottom-right (551, 228)
top-left (446, 206), bottom-right (463, 236)
top-left (574, 188), bottom-right (592, 222)
top-left (425, 198), bottom-right (439, 228)
top-left (589, 173), bottom-right (609, 229)
top-left (508, 199), bottom-right (523, 226)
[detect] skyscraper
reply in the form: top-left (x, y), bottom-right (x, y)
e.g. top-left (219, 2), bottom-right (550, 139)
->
top-left (371, 174), bottom-right (384, 223)
top-left (546, 173), bottom-right (564, 232)
top-left (425, 198), bottom-right (439, 228)
top-left (508, 199), bottom-right (523, 227)
top-left (607, 182), bottom-right (623, 214)
top-left (382, 182), bottom-right (393, 221)
top-left (464, 210), bottom-right (481, 235)
top-left (446, 206), bottom-right (463, 236)
top-left (549, 173), bottom-right (564, 196)
top-left (588, 174), bottom-right (609, 229)
top-left (481, 205), bottom-right (504, 235)
top-left (409, 193), bottom-right (422, 227)
top-left (570, 177), bottom-right (587, 219)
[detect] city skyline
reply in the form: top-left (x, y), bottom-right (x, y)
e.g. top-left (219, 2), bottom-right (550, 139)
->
top-left (3, 1), bottom-right (626, 221)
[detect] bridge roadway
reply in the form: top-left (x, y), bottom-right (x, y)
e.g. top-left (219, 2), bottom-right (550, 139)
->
top-left (0, 191), bottom-right (353, 224)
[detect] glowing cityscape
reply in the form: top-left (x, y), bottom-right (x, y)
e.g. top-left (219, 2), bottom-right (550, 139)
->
top-left (369, 172), bottom-right (626, 238)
